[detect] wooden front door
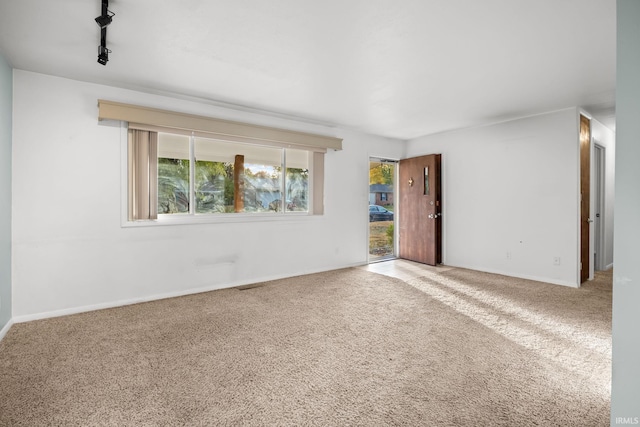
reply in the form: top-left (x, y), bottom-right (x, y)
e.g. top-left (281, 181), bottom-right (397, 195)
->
top-left (399, 154), bottom-right (442, 266)
top-left (580, 115), bottom-right (591, 283)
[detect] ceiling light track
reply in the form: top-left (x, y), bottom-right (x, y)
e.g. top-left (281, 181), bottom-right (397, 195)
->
top-left (95, 0), bottom-right (114, 65)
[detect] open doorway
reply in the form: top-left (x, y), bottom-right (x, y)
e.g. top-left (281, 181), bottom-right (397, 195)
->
top-left (594, 144), bottom-right (606, 271)
top-left (369, 158), bottom-right (397, 263)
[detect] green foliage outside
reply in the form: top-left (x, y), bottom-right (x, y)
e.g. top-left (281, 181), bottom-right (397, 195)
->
top-left (369, 163), bottom-right (394, 185)
top-left (158, 158), bottom-right (190, 214)
top-left (386, 223), bottom-right (394, 245)
top-left (158, 158), bottom-right (310, 214)
top-left (195, 160), bottom-right (235, 213)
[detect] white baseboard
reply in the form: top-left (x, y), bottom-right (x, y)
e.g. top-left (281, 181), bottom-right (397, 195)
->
top-left (12, 261), bottom-right (366, 324)
top-left (0, 318), bottom-right (14, 342)
top-left (443, 263), bottom-right (579, 288)
top-left (0, 261), bottom-right (581, 328)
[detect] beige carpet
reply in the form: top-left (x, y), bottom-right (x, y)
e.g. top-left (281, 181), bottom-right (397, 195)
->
top-left (0, 267), bottom-right (611, 426)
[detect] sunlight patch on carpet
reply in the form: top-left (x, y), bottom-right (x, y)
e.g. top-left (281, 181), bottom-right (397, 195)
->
top-left (402, 275), bottom-right (610, 398)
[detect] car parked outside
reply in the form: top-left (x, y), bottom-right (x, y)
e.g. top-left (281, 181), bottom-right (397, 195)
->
top-left (369, 205), bottom-right (394, 222)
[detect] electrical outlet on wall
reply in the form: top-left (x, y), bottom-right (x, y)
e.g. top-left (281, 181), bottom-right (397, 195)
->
top-left (506, 252), bottom-right (511, 259)
top-left (553, 257), bottom-right (561, 265)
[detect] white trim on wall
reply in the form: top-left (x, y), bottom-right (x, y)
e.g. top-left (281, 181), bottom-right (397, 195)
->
top-left (0, 318), bottom-right (13, 342)
top-left (11, 262), bottom-right (366, 324)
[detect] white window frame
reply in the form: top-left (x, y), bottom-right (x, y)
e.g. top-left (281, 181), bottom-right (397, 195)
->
top-left (119, 123), bottom-right (328, 227)
top-left (155, 132), bottom-right (313, 216)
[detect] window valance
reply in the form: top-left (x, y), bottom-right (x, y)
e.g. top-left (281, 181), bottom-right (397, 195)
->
top-left (98, 100), bottom-right (343, 152)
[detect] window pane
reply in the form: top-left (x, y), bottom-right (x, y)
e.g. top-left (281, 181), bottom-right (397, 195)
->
top-left (194, 138), bottom-right (232, 213)
top-left (194, 159), bottom-right (232, 213)
top-left (285, 149), bottom-right (309, 212)
top-left (194, 137), bottom-right (283, 214)
top-left (243, 144), bottom-right (282, 213)
top-left (157, 133), bottom-right (190, 214)
top-left (424, 166), bottom-right (430, 196)
top-left (246, 162), bottom-right (282, 212)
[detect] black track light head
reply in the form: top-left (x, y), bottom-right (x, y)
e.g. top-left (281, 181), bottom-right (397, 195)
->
top-left (95, 10), bottom-right (114, 29)
top-left (97, 45), bottom-right (111, 65)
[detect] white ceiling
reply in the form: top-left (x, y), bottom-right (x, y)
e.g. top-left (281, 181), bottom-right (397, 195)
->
top-left (0, 0), bottom-right (616, 139)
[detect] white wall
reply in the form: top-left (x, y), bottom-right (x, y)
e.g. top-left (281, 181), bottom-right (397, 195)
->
top-left (0, 54), bottom-right (12, 334)
top-left (589, 117), bottom-right (615, 272)
top-left (612, 0), bottom-right (640, 421)
top-left (11, 70), bottom-right (404, 320)
top-left (406, 109), bottom-right (580, 287)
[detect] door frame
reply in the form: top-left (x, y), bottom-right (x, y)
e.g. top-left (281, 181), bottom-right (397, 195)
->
top-left (593, 143), bottom-right (606, 271)
top-left (367, 157), bottom-right (399, 263)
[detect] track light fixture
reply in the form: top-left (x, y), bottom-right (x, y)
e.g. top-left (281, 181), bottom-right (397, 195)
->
top-left (95, 0), bottom-right (113, 66)
top-left (95, 9), bottom-right (114, 29)
top-left (97, 45), bottom-right (111, 65)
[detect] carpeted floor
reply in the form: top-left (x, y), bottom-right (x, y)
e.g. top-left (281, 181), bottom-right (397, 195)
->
top-left (0, 266), bottom-right (611, 426)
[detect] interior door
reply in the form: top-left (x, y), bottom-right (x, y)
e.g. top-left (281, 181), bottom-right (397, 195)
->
top-left (399, 154), bottom-right (442, 266)
top-left (579, 115), bottom-right (591, 283)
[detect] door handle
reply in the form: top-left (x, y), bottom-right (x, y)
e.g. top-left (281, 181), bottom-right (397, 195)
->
top-left (587, 218), bottom-right (594, 223)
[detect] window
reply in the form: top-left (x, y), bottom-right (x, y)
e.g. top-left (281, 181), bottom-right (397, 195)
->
top-left (127, 126), bottom-right (325, 222)
top-left (154, 133), bottom-right (310, 216)
top-left (99, 100), bottom-right (341, 223)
